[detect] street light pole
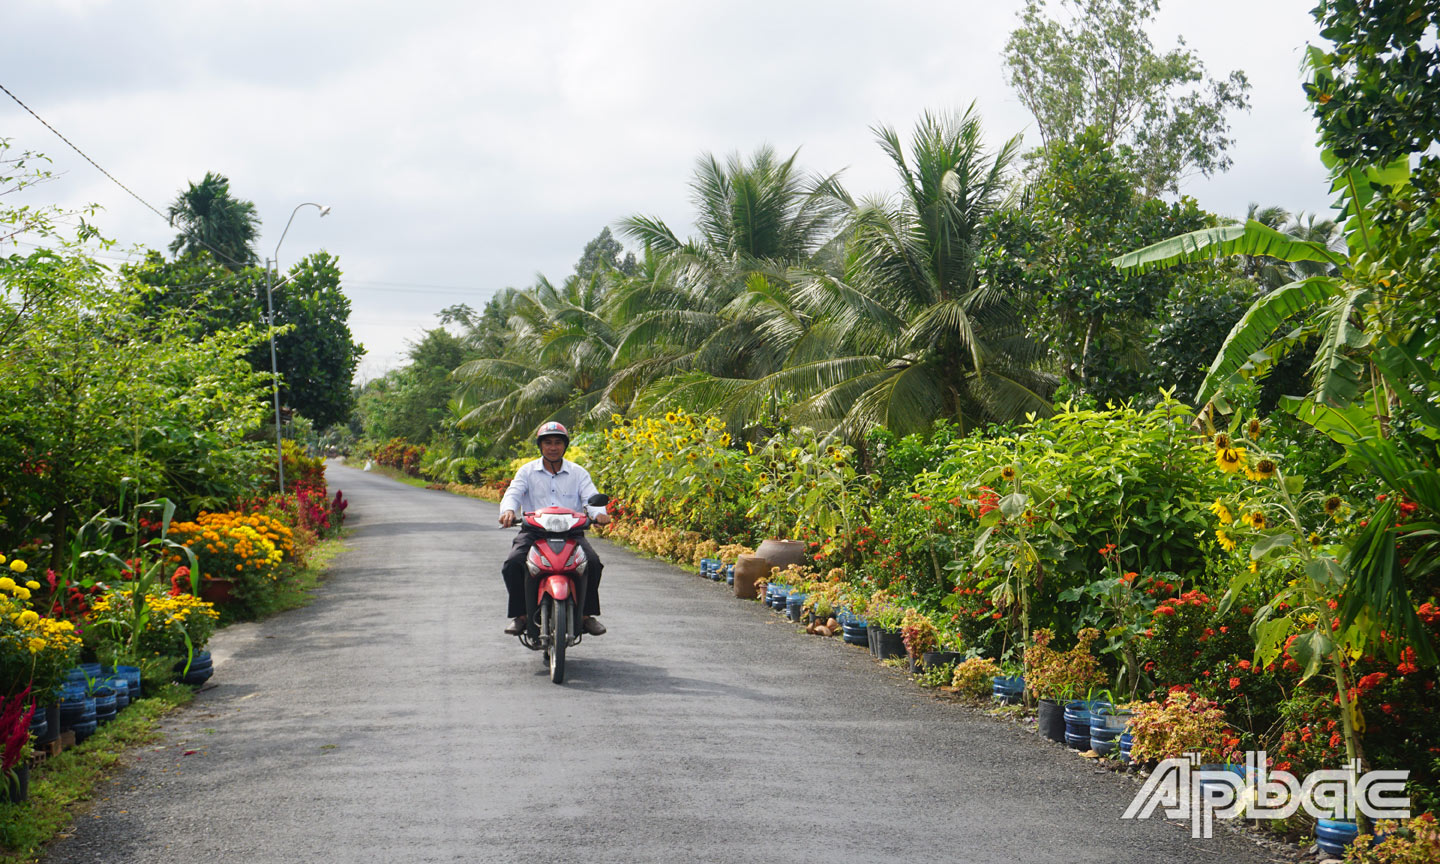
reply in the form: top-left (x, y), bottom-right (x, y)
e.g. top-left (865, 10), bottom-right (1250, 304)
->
top-left (267, 202), bottom-right (330, 496)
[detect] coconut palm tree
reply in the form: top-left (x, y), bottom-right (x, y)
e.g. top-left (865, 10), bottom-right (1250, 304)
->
top-left (452, 269), bottom-right (620, 450)
top-left (707, 107), bottom-right (1054, 438)
top-left (166, 172), bottom-right (261, 269)
top-left (606, 147), bottom-right (848, 414)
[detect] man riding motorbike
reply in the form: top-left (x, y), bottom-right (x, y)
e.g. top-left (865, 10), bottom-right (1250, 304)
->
top-left (498, 422), bottom-right (611, 636)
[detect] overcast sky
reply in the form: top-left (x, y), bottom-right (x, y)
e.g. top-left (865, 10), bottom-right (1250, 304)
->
top-left (4, 0), bottom-right (1334, 381)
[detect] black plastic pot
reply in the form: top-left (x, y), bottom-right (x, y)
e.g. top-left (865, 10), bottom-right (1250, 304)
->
top-left (1036, 698), bottom-right (1067, 743)
top-left (874, 629), bottom-right (905, 660)
top-left (920, 651), bottom-right (962, 670)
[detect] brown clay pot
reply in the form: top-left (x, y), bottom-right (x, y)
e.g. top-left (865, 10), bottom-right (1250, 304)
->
top-left (732, 554), bottom-right (768, 600)
top-left (755, 538), bottom-right (806, 570)
top-left (200, 577), bottom-right (236, 604)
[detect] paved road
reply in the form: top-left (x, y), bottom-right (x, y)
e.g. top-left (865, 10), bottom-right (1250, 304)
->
top-left (43, 464), bottom-right (1294, 863)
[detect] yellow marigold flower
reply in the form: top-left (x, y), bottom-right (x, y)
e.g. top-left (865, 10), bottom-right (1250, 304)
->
top-left (10, 587), bottom-right (23, 600)
top-left (1215, 447), bottom-right (1247, 473)
top-left (0, 578), bottom-right (13, 591)
top-left (1209, 500), bottom-right (1234, 524)
top-left (25, 580), bottom-right (39, 590)
top-left (8, 559), bottom-right (26, 573)
top-left (0, 554), bottom-right (5, 564)
top-left (1247, 511), bottom-right (1267, 529)
top-left (18, 610), bottom-right (40, 627)
top-left (1216, 529), bottom-right (1237, 551)
top-left (28, 637), bottom-right (47, 654)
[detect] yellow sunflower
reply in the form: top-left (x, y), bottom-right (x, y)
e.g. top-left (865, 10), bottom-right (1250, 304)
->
top-left (1215, 447), bottom-right (1247, 473)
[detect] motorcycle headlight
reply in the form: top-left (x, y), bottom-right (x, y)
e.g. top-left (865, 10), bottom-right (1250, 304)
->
top-left (568, 548), bottom-right (588, 572)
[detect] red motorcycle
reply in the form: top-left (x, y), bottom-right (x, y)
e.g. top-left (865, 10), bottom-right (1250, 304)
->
top-left (514, 494), bottom-right (607, 683)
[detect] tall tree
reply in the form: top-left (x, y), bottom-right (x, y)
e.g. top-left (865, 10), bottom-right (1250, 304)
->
top-left (166, 171), bottom-right (261, 269)
top-left (126, 249), bottom-right (365, 427)
top-left (1003, 0), bottom-right (1251, 196)
top-left (574, 227), bottom-right (637, 280)
top-left (686, 109), bottom-right (1054, 438)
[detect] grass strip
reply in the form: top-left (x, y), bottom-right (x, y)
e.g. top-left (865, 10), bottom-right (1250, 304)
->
top-left (0, 684), bottom-right (193, 863)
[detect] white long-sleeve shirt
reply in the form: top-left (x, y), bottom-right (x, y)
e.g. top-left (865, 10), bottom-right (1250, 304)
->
top-left (499, 458), bottom-right (605, 520)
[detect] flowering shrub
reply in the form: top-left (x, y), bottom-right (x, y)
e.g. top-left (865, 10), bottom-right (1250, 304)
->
top-left (372, 438), bottom-right (426, 475)
top-left (1127, 688), bottom-right (1241, 763)
top-left (951, 656), bottom-right (1002, 698)
top-left (168, 511), bottom-right (293, 604)
top-left (0, 555), bottom-right (82, 699)
top-left (87, 588), bottom-right (219, 660)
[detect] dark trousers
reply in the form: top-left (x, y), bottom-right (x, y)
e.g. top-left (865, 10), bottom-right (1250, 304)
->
top-left (502, 532), bottom-right (603, 618)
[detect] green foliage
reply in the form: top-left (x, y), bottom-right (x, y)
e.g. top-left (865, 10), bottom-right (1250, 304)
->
top-left (1020, 128), bottom-right (1211, 402)
top-left (1003, 0), bottom-right (1251, 196)
top-left (166, 171), bottom-right (260, 269)
top-left (0, 258), bottom-right (272, 558)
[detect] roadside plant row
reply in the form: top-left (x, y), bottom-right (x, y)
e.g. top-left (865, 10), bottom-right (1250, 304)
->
top-left (584, 400), bottom-right (1439, 853)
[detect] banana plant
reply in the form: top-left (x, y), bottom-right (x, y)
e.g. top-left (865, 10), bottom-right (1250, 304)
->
top-left (1112, 148), bottom-right (1404, 414)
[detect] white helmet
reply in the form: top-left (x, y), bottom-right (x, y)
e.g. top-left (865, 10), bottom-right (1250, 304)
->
top-left (535, 421), bottom-right (570, 448)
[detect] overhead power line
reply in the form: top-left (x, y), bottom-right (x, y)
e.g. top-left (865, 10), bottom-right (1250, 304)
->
top-left (1, 81), bottom-right (170, 225)
top-left (2, 80), bottom-right (250, 270)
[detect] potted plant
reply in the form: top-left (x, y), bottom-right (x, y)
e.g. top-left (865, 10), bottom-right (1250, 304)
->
top-left (1025, 628), bottom-right (1107, 743)
top-left (900, 609), bottom-right (938, 672)
top-left (950, 656), bottom-right (1002, 699)
top-left (922, 629), bottom-right (965, 671)
top-left (865, 593), bottom-right (905, 660)
top-left (1125, 688), bottom-right (1241, 766)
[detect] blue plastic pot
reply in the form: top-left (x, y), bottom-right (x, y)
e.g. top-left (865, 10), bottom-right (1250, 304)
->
top-left (175, 650), bottom-right (215, 686)
top-left (114, 665), bottom-right (142, 700)
top-left (725, 564), bottom-right (734, 585)
top-left (1316, 818), bottom-right (1358, 857)
top-left (27, 706), bottom-right (47, 741)
top-left (991, 676), bottom-right (1025, 704)
top-left (1119, 732), bottom-right (1134, 763)
top-left (1063, 700), bottom-right (1104, 750)
top-left (104, 676), bottom-right (131, 710)
top-left (841, 618), bottom-right (868, 645)
top-left (786, 592), bottom-right (807, 622)
top-left (58, 693), bottom-right (95, 734)
top-left (93, 690), bottom-right (117, 725)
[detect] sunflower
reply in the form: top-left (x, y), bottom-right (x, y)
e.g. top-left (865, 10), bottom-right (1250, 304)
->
top-left (1248, 511), bottom-right (1267, 529)
top-left (1215, 447), bottom-right (1247, 473)
top-left (1216, 529), bottom-right (1238, 551)
top-left (1324, 496), bottom-right (1343, 516)
top-left (1308, 532), bottom-right (1323, 547)
top-left (1209, 500), bottom-right (1234, 524)
top-left (1252, 459), bottom-right (1277, 480)
top-left (1000, 465), bottom-right (1017, 482)
top-left (1214, 432), bottom-right (1231, 449)
top-left (1247, 419), bottom-right (1262, 439)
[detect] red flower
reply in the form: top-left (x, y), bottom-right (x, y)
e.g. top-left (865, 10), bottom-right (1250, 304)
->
top-left (1237, 660), bottom-right (1251, 670)
top-left (1154, 605), bottom-right (1176, 617)
top-left (1229, 677), bottom-right (1241, 690)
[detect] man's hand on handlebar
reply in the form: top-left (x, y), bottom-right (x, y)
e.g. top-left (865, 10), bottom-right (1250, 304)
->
top-left (593, 512), bottom-right (611, 526)
top-left (499, 509), bottom-right (517, 528)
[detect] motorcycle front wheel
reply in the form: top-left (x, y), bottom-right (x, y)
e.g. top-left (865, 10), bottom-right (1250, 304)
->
top-left (548, 596), bottom-right (569, 684)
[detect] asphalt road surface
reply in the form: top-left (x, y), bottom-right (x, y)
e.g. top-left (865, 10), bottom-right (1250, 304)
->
top-left (43, 464), bottom-right (1295, 863)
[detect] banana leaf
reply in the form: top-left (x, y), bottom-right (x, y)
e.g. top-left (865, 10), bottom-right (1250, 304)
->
top-left (1111, 220), bottom-right (1345, 275)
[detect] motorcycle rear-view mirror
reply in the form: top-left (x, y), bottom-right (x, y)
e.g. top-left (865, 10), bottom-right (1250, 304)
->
top-left (587, 493), bottom-right (610, 507)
